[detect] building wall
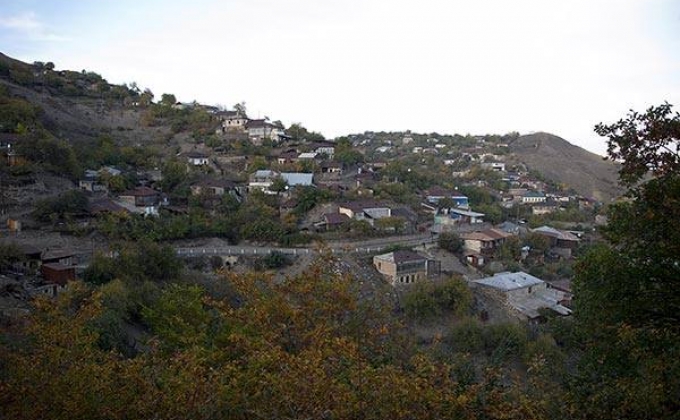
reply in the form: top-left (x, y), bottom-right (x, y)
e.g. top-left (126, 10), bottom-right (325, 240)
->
top-left (338, 207), bottom-right (357, 219)
top-left (373, 257), bottom-right (428, 286)
top-left (463, 239), bottom-right (483, 253)
top-left (506, 282), bottom-right (548, 301)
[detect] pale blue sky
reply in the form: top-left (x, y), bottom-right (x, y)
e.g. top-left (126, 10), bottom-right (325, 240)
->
top-left (2, 0), bottom-right (679, 155)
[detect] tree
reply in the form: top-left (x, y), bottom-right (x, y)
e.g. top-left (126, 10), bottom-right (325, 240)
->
top-left (160, 93), bottom-right (177, 106)
top-left (568, 104), bottom-right (680, 418)
top-left (401, 276), bottom-right (472, 320)
top-left (438, 232), bottom-right (462, 253)
top-left (595, 102), bottom-right (680, 185)
top-left (525, 232), bottom-right (550, 254)
top-left (139, 88), bottom-right (154, 107)
top-left (233, 101), bottom-right (247, 115)
top-left (0, 243), bottom-right (24, 271)
top-left (288, 123), bottom-right (325, 142)
top-left (269, 176), bottom-right (288, 193)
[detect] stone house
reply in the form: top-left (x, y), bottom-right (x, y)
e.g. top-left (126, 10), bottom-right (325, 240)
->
top-left (373, 250), bottom-right (439, 286)
top-left (472, 271), bottom-right (571, 321)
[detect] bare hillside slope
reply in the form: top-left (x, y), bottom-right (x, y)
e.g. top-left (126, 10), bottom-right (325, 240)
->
top-left (509, 132), bottom-right (622, 201)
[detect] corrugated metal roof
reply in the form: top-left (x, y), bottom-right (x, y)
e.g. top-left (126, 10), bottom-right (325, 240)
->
top-left (473, 271), bottom-right (544, 291)
top-left (281, 172), bottom-right (313, 186)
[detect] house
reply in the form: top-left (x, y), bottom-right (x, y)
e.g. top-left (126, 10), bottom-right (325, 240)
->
top-left (321, 162), bottom-right (343, 174)
top-left (481, 162), bottom-right (506, 172)
top-left (496, 221), bottom-right (520, 235)
top-left (298, 152), bottom-right (318, 160)
top-left (119, 187), bottom-right (160, 207)
top-left (79, 166), bottom-right (121, 193)
top-left (472, 271), bottom-right (572, 321)
top-left (88, 198), bottom-right (129, 216)
top-left (280, 172), bottom-right (314, 187)
top-left (186, 151), bottom-right (210, 166)
top-left (118, 187), bottom-right (161, 216)
top-left (42, 249), bottom-right (76, 266)
top-left (531, 202), bottom-right (559, 216)
top-left (522, 191), bottom-right (546, 204)
top-left (424, 186), bottom-right (469, 208)
top-left (276, 149), bottom-right (299, 165)
top-left (190, 178), bottom-right (241, 198)
top-left (248, 170), bottom-right (277, 193)
top-left (430, 206), bottom-right (485, 232)
top-left (373, 250), bottom-right (439, 286)
top-left (315, 212), bottom-right (351, 231)
top-left (41, 263), bottom-right (76, 286)
top-left (531, 226), bottom-right (580, 258)
top-left (338, 201), bottom-right (391, 225)
top-left (246, 119), bottom-right (285, 144)
top-left (460, 228), bottom-right (512, 255)
top-left (310, 141), bottom-right (335, 158)
top-left (464, 251), bottom-right (485, 267)
top-left (434, 208), bottom-right (485, 230)
top-left (13, 244), bottom-right (42, 274)
top-left (218, 110), bottom-right (248, 131)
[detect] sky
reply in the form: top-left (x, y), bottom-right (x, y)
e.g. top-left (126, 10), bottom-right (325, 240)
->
top-left (1, 0), bottom-right (679, 155)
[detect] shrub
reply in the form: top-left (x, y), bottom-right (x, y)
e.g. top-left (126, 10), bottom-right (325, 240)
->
top-left (401, 276), bottom-right (472, 320)
top-left (438, 232), bottom-right (463, 253)
top-left (482, 323), bottom-right (529, 361)
top-left (254, 251), bottom-right (292, 271)
top-left (447, 317), bottom-right (485, 353)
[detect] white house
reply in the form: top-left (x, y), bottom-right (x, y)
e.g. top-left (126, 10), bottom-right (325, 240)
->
top-left (521, 191), bottom-right (546, 204)
top-left (186, 151), bottom-right (209, 166)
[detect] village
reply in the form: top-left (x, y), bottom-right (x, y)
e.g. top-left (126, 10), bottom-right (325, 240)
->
top-left (0, 100), bottom-right (605, 324)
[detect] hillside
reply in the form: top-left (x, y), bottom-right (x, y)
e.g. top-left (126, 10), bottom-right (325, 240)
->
top-left (0, 52), bottom-right (192, 152)
top-left (508, 132), bottom-right (622, 201)
top-left (1, 52), bottom-right (624, 202)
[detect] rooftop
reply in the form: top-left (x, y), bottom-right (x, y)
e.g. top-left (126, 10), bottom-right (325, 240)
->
top-left (473, 271), bottom-right (544, 291)
top-left (281, 172), bottom-right (314, 186)
top-left (339, 200), bottom-right (389, 212)
top-left (450, 208), bottom-right (485, 218)
top-left (460, 228), bottom-right (511, 242)
top-left (532, 226), bottom-right (580, 241)
top-left (375, 250), bottom-right (426, 264)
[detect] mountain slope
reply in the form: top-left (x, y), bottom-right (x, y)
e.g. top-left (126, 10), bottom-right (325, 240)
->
top-left (508, 132), bottom-right (622, 201)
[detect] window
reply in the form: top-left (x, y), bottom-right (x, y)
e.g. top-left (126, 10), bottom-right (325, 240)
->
top-left (528, 286), bottom-right (533, 294)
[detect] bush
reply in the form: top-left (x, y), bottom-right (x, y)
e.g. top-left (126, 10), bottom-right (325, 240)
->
top-left (482, 323), bottom-right (529, 361)
top-left (447, 317), bottom-right (485, 353)
top-left (83, 253), bottom-right (118, 285)
top-left (401, 276), bottom-right (472, 320)
top-left (438, 232), bottom-right (463, 253)
top-left (32, 190), bottom-right (89, 222)
top-left (254, 252), bottom-right (292, 271)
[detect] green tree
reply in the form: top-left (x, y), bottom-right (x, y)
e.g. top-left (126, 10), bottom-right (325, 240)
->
top-left (269, 176), bottom-right (288, 193)
top-left (32, 190), bottom-right (89, 222)
top-left (287, 122), bottom-right (325, 142)
top-left (160, 93), bottom-right (177, 106)
top-left (142, 283), bottom-right (213, 352)
top-left (595, 102), bottom-right (680, 185)
top-left (438, 231), bottom-right (462, 253)
top-left (401, 276), bottom-right (472, 320)
top-left (569, 104), bottom-right (680, 418)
